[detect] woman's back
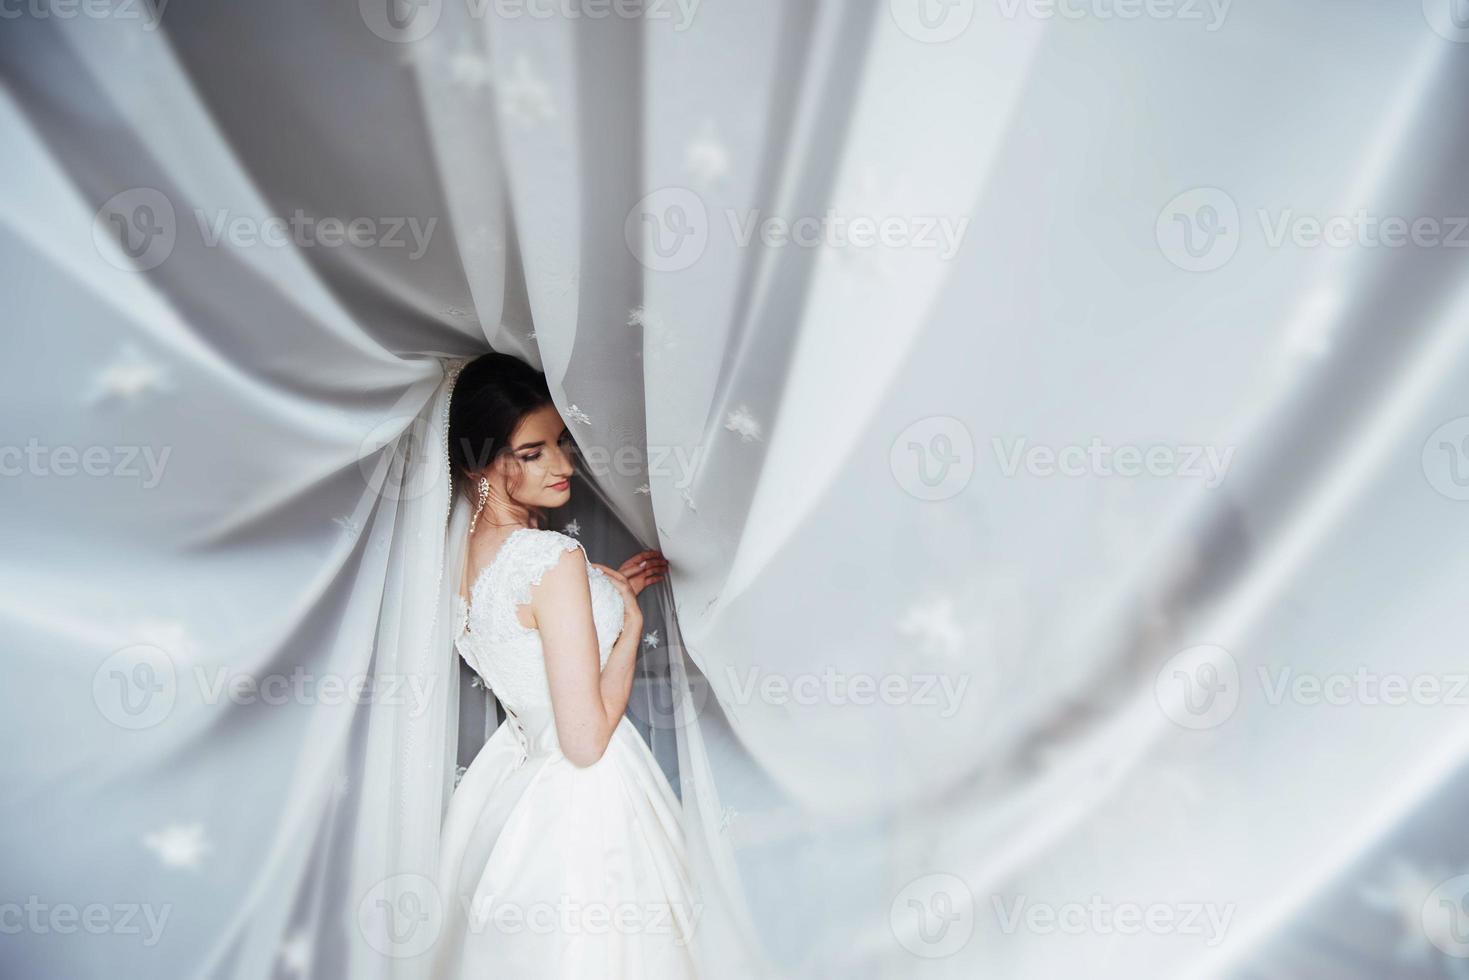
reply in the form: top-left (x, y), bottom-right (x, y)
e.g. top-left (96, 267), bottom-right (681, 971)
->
top-left (438, 527), bottom-right (700, 977)
top-left (455, 527), bottom-right (624, 714)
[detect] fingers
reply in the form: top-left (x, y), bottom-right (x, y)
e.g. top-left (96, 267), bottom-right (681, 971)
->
top-left (623, 553), bottom-right (670, 580)
top-left (633, 579), bottom-right (665, 598)
top-left (592, 563), bottom-right (630, 585)
top-left (636, 567), bottom-right (668, 588)
top-left (603, 568), bottom-right (637, 598)
top-left (596, 557), bottom-right (668, 599)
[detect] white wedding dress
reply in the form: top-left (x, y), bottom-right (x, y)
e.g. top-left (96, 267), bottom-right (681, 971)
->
top-left (434, 527), bottom-right (701, 978)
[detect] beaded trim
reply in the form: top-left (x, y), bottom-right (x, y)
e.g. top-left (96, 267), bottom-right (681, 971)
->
top-left (442, 357), bottom-right (470, 494)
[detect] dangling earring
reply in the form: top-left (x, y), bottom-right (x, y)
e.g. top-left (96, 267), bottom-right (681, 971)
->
top-left (469, 476), bottom-right (490, 534)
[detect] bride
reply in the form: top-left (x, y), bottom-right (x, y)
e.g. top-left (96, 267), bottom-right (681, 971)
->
top-left (434, 352), bottom-right (702, 978)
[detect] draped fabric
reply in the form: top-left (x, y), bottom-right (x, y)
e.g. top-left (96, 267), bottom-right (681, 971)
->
top-left (4, 3), bottom-right (1469, 978)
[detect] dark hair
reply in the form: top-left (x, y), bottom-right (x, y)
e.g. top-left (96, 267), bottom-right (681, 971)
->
top-left (449, 351), bottom-right (554, 497)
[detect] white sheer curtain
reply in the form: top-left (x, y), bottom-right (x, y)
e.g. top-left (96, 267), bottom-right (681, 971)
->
top-left (5, 2), bottom-right (1469, 978)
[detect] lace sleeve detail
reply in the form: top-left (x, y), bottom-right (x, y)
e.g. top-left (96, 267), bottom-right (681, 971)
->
top-left (505, 530), bottom-right (588, 612)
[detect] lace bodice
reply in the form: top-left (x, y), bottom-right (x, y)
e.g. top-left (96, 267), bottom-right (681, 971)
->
top-left (454, 528), bottom-right (625, 712)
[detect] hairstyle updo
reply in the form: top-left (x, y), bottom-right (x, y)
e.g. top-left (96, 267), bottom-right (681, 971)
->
top-left (448, 352), bottom-right (555, 507)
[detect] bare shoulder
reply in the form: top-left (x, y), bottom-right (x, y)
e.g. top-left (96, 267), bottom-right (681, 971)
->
top-left (507, 531), bottom-right (587, 630)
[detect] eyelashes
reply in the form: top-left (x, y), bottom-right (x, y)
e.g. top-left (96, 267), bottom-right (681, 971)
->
top-left (521, 432), bottom-right (574, 462)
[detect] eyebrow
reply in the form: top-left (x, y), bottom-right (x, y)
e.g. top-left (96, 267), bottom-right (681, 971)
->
top-left (513, 425), bottom-right (569, 452)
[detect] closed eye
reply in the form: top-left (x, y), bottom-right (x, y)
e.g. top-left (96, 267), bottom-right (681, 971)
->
top-left (522, 430), bottom-right (574, 462)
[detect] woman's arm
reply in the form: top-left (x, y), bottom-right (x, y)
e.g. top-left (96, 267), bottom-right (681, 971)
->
top-left (531, 549), bottom-right (643, 767)
top-left (593, 566), bottom-right (642, 734)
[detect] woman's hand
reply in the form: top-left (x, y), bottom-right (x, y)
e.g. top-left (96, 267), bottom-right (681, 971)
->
top-left (593, 565), bottom-right (644, 632)
top-left (589, 551), bottom-right (668, 597)
top-left (615, 549), bottom-right (668, 596)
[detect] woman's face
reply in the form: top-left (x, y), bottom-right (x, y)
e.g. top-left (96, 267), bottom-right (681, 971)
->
top-left (497, 403), bottom-right (576, 507)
